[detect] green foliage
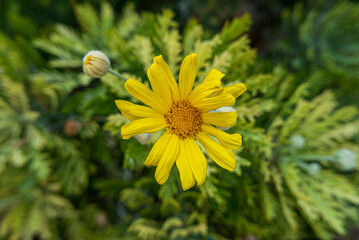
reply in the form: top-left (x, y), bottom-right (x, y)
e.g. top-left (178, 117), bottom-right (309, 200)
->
top-left (0, 2), bottom-right (358, 240)
top-left (273, 0), bottom-right (359, 104)
top-left (300, 2), bottom-right (359, 79)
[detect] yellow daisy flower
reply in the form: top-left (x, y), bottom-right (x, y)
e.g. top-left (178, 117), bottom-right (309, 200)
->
top-left (115, 53), bottom-right (246, 190)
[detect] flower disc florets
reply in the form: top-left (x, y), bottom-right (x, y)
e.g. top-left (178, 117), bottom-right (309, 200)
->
top-left (164, 100), bottom-right (202, 139)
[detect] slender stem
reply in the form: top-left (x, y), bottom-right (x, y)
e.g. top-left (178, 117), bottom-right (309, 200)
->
top-left (296, 154), bottom-right (334, 162)
top-left (297, 161), bottom-right (311, 171)
top-left (108, 68), bottom-right (127, 81)
top-left (296, 161), bottom-right (320, 175)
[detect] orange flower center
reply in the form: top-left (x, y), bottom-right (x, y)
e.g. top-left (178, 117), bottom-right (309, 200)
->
top-left (164, 100), bottom-right (202, 139)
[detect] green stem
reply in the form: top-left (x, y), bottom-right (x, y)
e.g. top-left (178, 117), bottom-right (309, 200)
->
top-left (296, 154), bottom-right (334, 162)
top-left (297, 161), bottom-right (311, 171)
top-left (108, 68), bottom-right (127, 81)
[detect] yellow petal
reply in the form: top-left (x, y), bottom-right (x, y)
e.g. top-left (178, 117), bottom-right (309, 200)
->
top-left (124, 79), bottom-right (170, 114)
top-left (202, 124), bottom-right (242, 150)
top-left (115, 100), bottom-right (162, 120)
top-left (202, 111), bottom-right (237, 128)
top-left (213, 83), bottom-right (247, 99)
top-left (147, 55), bottom-right (180, 103)
top-left (184, 138), bottom-right (207, 186)
top-left (121, 117), bottom-right (166, 139)
top-left (194, 94), bottom-right (235, 113)
top-left (179, 53), bottom-right (198, 99)
top-left (176, 140), bottom-right (196, 190)
top-left (145, 133), bottom-right (172, 166)
top-left (197, 132), bottom-right (236, 171)
top-left (187, 69), bottom-right (224, 105)
top-left (155, 134), bottom-right (180, 184)
top-left (203, 69), bottom-right (225, 83)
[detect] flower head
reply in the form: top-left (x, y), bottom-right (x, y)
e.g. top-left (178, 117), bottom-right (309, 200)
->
top-left (115, 53), bottom-right (246, 190)
top-left (83, 50), bottom-right (110, 78)
top-left (290, 134), bottom-right (306, 149)
top-left (134, 133), bottom-right (151, 145)
top-left (333, 148), bottom-right (357, 172)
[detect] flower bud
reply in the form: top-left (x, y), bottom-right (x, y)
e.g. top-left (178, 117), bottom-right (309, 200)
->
top-left (95, 212), bottom-right (109, 228)
top-left (307, 163), bottom-right (321, 176)
top-left (134, 133), bottom-right (151, 145)
top-left (333, 148), bottom-right (357, 172)
top-left (64, 119), bottom-right (82, 137)
top-left (214, 106), bottom-right (237, 131)
top-left (290, 134), bottom-right (306, 149)
top-left (83, 50), bottom-right (111, 78)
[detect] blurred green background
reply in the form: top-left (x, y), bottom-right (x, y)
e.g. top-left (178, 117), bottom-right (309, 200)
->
top-left (0, 0), bottom-right (359, 239)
